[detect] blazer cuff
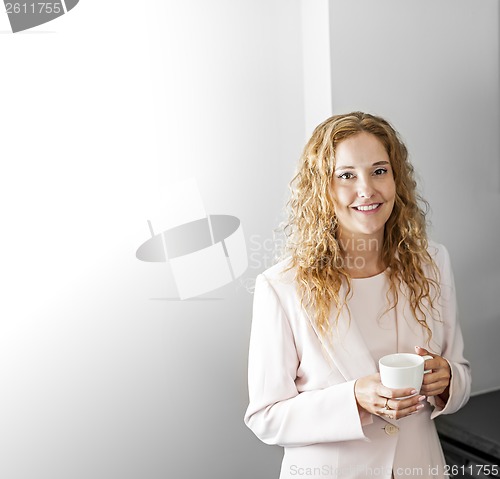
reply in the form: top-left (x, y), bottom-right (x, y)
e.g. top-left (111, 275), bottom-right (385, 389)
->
top-left (326, 379), bottom-right (371, 442)
top-left (359, 408), bottom-right (374, 427)
top-left (430, 359), bottom-right (470, 420)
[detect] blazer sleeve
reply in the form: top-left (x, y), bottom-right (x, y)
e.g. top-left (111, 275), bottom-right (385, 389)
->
top-left (430, 244), bottom-right (471, 420)
top-left (244, 274), bottom-right (369, 447)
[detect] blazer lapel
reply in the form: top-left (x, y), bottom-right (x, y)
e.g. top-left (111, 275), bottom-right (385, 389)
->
top-left (303, 284), bottom-right (377, 382)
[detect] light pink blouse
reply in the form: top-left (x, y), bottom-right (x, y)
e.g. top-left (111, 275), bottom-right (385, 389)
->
top-left (350, 271), bottom-right (397, 363)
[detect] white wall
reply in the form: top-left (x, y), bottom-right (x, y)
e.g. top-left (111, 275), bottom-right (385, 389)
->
top-left (329, 0), bottom-right (500, 394)
top-left (300, 0), bottom-right (333, 136)
top-left (0, 1), bottom-right (305, 478)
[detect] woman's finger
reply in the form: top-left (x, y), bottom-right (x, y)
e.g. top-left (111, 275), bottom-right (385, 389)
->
top-left (420, 380), bottom-right (448, 396)
top-left (380, 399), bottom-right (426, 420)
top-left (378, 394), bottom-right (426, 419)
top-left (422, 371), bottom-right (448, 385)
top-left (387, 395), bottom-right (426, 411)
top-left (377, 385), bottom-right (417, 399)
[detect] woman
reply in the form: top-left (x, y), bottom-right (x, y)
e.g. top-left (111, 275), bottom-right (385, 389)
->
top-left (244, 112), bottom-right (471, 479)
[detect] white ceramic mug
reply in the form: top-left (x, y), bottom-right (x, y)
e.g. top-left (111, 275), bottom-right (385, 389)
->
top-left (379, 353), bottom-right (433, 392)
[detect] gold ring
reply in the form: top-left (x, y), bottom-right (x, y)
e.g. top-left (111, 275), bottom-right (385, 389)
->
top-left (384, 398), bottom-right (392, 410)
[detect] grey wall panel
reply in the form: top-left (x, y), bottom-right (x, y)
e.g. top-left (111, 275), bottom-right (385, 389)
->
top-left (329, 0), bottom-right (500, 393)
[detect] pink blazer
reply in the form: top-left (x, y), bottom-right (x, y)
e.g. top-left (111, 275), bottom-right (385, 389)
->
top-left (244, 242), bottom-right (471, 479)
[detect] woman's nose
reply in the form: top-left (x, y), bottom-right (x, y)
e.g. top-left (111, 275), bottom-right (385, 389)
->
top-left (357, 177), bottom-right (375, 198)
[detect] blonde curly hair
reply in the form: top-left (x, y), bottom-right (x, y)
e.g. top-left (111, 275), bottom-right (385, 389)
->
top-left (282, 112), bottom-right (440, 342)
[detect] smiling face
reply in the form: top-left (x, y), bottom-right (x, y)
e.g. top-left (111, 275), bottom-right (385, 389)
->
top-left (330, 131), bottom-right (396, 245)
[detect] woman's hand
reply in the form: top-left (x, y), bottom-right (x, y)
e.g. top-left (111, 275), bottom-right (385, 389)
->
top-left (415, 346), bottom-right (451, 407)
top-left (354, 373), bottom-right (427, 420)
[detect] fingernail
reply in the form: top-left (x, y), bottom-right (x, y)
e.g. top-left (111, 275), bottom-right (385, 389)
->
top-left (416, 404), bottom-right (425, 410)
top-left (418, 395), bottom-right (426, 402)
top-left (410, 389), bottom-right (417, 395)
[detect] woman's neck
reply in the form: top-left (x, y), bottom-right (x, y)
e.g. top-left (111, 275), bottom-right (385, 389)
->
top-left (337, 231), bottom-right (385, 278)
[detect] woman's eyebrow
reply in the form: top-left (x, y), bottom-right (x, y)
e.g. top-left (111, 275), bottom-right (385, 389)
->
top-left (334, 160), bottom-right (390, 171)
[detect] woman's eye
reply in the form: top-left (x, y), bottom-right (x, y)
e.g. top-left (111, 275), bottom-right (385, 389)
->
top-left (374, 168), bottom-right (388, 175)
top-left (338, 172), bottom-right (354, 180)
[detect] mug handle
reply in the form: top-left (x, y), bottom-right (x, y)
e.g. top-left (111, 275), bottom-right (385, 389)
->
top-left (422, 354), bottom-right (433, 374)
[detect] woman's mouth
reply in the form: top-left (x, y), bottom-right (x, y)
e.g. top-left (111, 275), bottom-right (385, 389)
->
top-left (352, 203), bottom-right (382, 212)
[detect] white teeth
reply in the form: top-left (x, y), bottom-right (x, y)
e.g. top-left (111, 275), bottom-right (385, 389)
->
top-left (355, 204), bottom-right (380, 211)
